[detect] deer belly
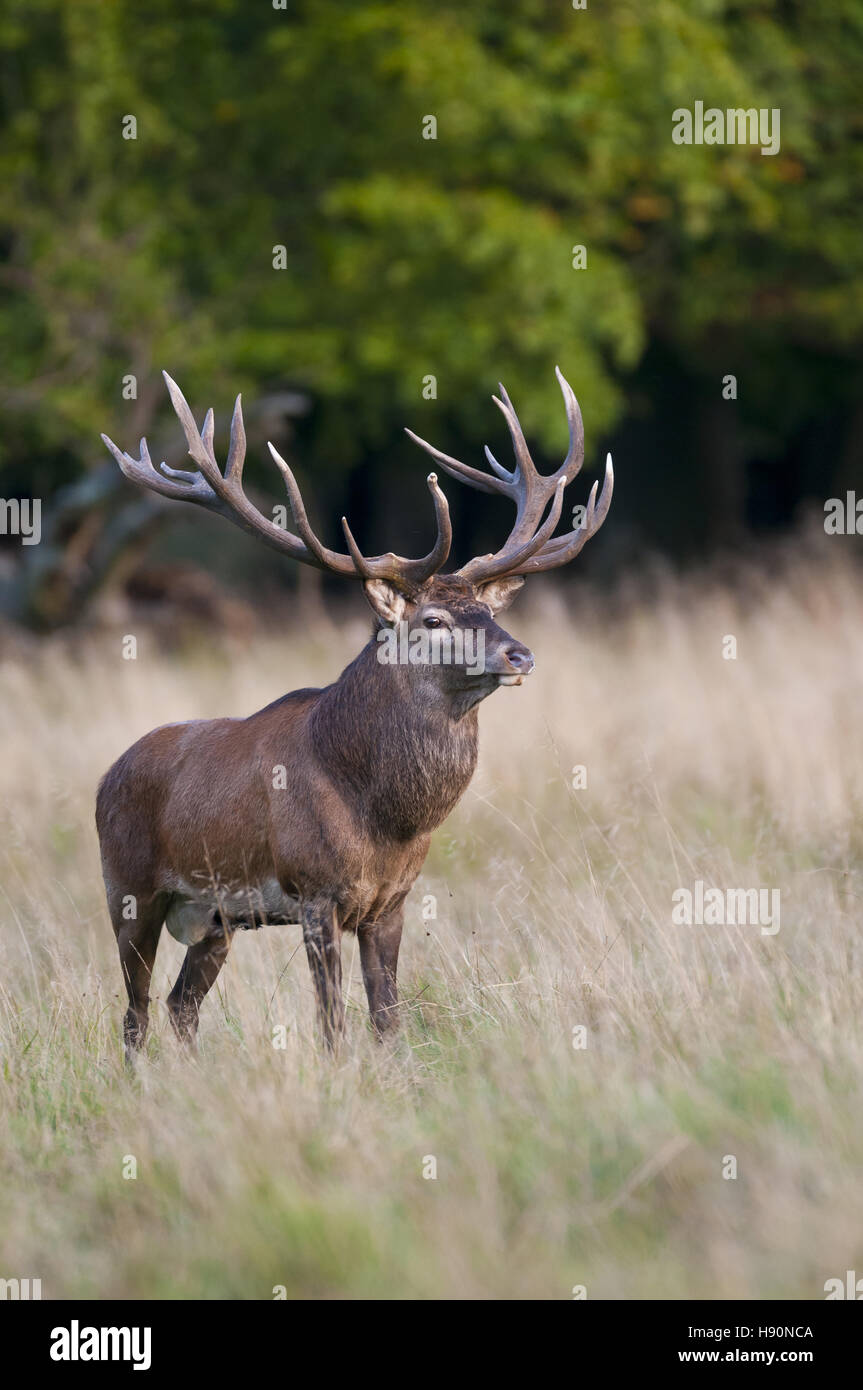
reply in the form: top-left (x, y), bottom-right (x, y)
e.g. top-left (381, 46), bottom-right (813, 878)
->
top-left (164, 880), bottom-right (301, 944)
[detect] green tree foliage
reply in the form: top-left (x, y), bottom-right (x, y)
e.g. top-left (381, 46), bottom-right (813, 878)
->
top-left (1, 0), bottom-right (861, 606)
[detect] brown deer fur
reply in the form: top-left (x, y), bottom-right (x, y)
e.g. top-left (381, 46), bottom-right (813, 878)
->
top-left (97, 371), bottom-right (612, 1055)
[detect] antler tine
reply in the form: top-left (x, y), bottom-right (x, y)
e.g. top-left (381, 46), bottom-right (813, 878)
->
top-left (406, 377), bottom-right (555, 528)
top-left (483, 446), bottom-right (514, 482)
top-left (492, 383), bottom-right (538, 484)
top-left (416, 471), bottom-right (454, 580)
top-left (267, 441), bottom-right (351, 570)
top-left (339, 514), bottom-right (371, 577)
top-left (510, 454), bottom-right (614, 575)
top-left (162, 372), bottom-right (223, 487)
top-left (201, 407), bottom-right (215, 459)
top-left (457, 476), bottom-right (567, 585)
top-left (552, 364), bottom-right (585, 482)
top-left (225, 393), bottom-right (246, 484)
top-left (339, 472), bottom-right (452, 591)
top-left (269, 444), bottom-right (451, 587)
top-left (102, 370), bottom-right (455, 587)
top-left (406, 368), bottom-right (595, 588)
top-left (104, 375), bottom-right (336, 568)
top-left (438, 369), bottom-right (611, 584)
top-left (404, 429), bottom-right (509, 497)
top-left (100, 432), bottom-right (220, 506)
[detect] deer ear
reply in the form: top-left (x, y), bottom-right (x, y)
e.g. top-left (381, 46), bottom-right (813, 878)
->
top-left (363, 579), bottom-right (409, 624)
top-left (475, 575), bottom-right (525, 615)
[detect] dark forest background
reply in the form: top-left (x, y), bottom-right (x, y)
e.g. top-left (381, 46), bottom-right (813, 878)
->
top-left (1, 0), bottom-right (861, 630)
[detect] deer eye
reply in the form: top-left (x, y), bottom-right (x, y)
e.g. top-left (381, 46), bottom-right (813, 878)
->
top-left (424, 616), bottom-right (444, 629)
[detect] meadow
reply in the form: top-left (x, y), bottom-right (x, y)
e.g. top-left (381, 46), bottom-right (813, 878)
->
top-left (2, 541), bottom-right (862, 1300)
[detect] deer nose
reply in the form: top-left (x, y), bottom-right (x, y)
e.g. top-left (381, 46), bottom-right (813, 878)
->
top-left (504, 644), bottom-right (534, 673)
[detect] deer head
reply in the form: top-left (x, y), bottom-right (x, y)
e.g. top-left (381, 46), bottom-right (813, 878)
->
top-left (102, 368), bottom-right (613, 703)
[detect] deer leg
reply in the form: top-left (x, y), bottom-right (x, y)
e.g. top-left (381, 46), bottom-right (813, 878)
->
top-left (358, 906), bottom-right (404, 1039)
top-left (302, 899), bottom-right (344, 1049)
top-left (111, 892), bottom-right (167, 1060)
top-left (167, 926), bottom-right (233, 1045)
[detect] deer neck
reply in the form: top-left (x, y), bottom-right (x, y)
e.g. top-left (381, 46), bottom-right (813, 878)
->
top-left (311, 639), bottom-right (480, 841)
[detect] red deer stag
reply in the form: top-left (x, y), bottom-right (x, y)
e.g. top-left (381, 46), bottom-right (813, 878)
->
top-left (97, 369), bottom-right (612, 1056)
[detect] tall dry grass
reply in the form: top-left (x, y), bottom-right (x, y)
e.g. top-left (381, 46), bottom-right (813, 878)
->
top-left (1, 542), bottom-right (863, 1299)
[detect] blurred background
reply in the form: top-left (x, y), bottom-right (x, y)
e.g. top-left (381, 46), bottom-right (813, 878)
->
top-left (4, 3), bottom-right (863, 1299)
top-left (1, 0), bottom-right (861, 636)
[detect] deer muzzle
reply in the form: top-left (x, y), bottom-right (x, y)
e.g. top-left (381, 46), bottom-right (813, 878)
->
top-left (493, 642), bottom-right (535, 686)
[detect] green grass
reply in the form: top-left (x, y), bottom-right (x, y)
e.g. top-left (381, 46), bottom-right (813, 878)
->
top-left (2, 550), bottom-right (863, 1298)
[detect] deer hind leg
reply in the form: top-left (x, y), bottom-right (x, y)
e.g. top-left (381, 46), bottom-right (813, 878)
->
top-left (302, 898), bottom-right (344, 1050)
top-left (167, 925), bottom-right (233, 1045)
top-left (110, 891), bottom-right (168, 1060)
top-left (358, 905), bottom-right (404, 1039)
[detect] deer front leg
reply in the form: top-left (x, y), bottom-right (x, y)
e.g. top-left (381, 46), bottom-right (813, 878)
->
top-left (302, 898), bottom-right (344, 1050)
top-left (167, 926), bottom-right (233, 1045)
top-left (358, 905), bottom-right (404, 1039)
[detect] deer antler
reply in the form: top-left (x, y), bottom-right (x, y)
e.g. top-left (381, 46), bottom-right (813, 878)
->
top-left (405, 366), bottom-right (613, 583)
top-left (102, 372), bottom-right (451, 592)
